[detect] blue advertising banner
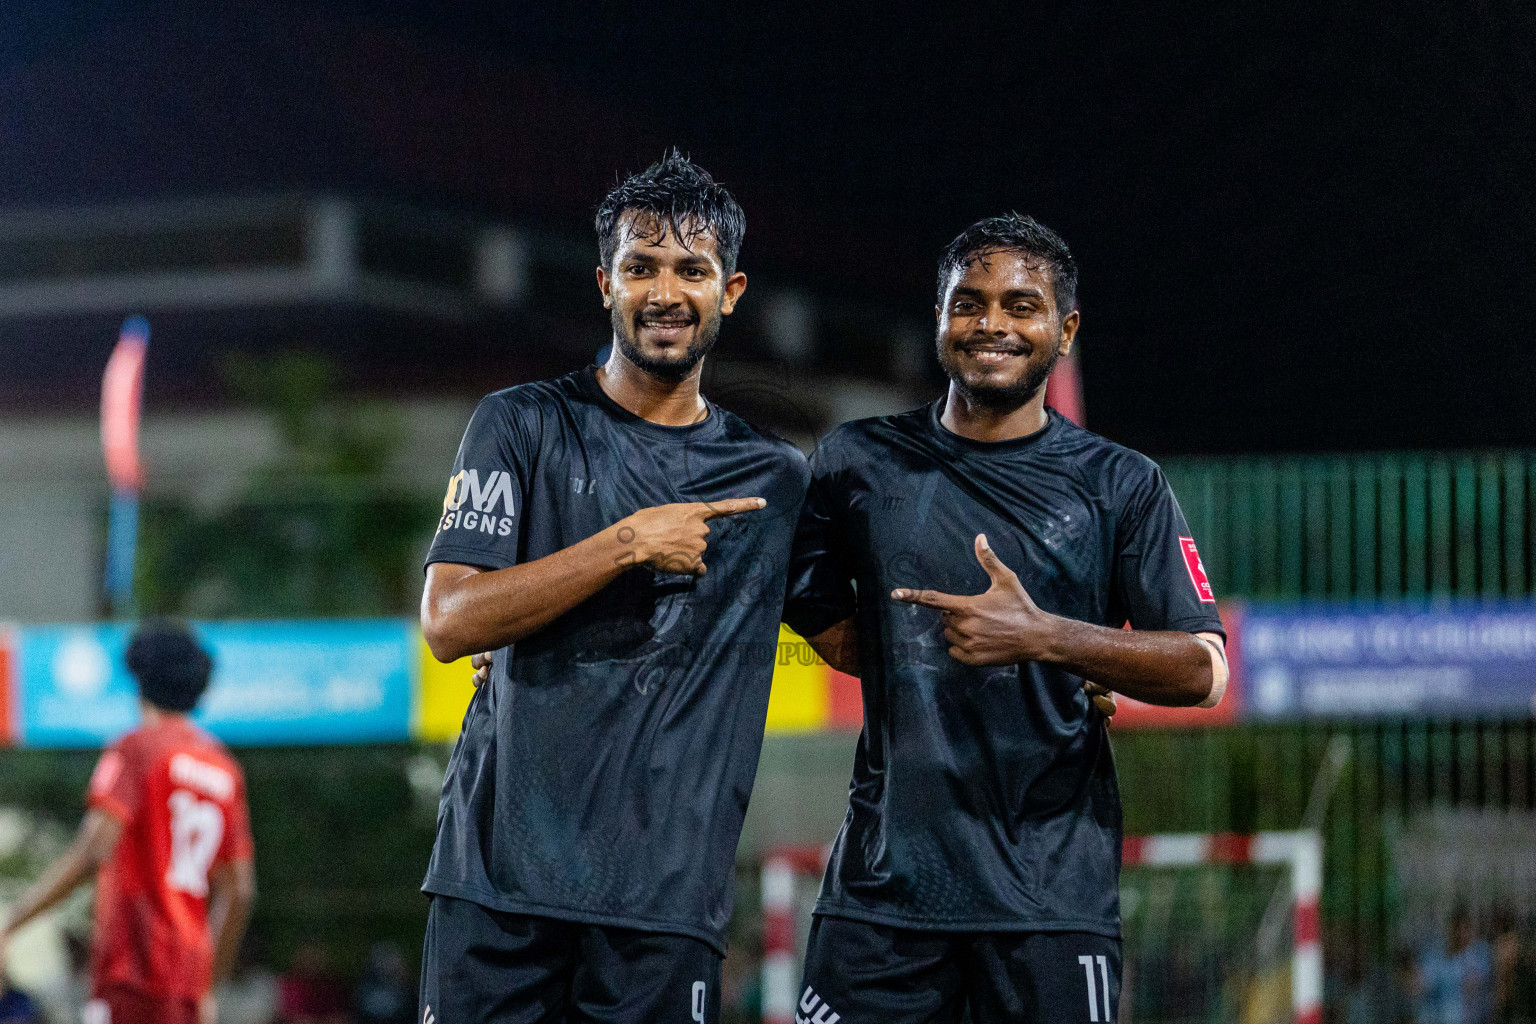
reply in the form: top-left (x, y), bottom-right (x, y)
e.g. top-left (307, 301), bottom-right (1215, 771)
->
top-left (1242, 602), bottom-right (1536, 720)
top-left (15, 620), bottom-right (415, 748)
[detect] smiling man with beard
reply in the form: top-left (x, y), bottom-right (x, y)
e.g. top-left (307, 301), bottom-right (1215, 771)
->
top-left (784, 214), bottom-right (1229, 1022)
top-left (415, 152), bottom-right (809, 1024)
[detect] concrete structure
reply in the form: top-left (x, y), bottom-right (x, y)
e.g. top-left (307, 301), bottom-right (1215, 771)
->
top-left (0, 399), bottom-right (473, 621)
top-left (0, 368), bottom-right (919, 622)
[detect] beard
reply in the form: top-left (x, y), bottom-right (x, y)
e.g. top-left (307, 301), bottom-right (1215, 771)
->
top-left (611, 302), bottom-right (723, 383)
top-left (937, 333), bottom-right (1061, 413)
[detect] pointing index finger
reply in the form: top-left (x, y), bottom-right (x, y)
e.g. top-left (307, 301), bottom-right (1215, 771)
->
top-left (700, 497), bottom-right (768, 519)
top-left (891, 588), bottom-right (964, 611)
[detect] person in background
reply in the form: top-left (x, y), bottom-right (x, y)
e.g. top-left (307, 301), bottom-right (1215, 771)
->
top-left (0, 978), bottom-right (40, 1024)
top-left (0, 621), bottom-right (256, 1024)
top-left (1387, 946), bottom-right (1419, 1024)
top-left (275, 942), bottom-right (349, 1024)
top-left (1419, 909), bottom-right (1494, 1024)
top-left (216, 934), bottom-right (279, 1024)
top-left (352, 943), bottom-right (413, 1024)
top-left (1490, 910), bottom-right (1531, 1024)
top-left (1447, 910), bottom-right (1495, 1024)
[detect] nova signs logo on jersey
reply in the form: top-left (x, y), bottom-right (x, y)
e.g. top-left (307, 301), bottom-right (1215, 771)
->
top-left (438, 469), bottom-right (517, 537)
top-left (1179, 536), bottom-right (1216, 603)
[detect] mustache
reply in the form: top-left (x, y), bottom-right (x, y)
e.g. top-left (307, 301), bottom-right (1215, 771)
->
top-left (956, 336), bottom-right (1029, 353)
top-left (636, 309), bottom-right (698, 325)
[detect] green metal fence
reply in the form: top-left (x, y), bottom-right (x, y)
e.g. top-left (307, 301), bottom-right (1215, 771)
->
top-left (1164, 453), bottom-right (1536, 601)
top-left (1116, 454), bottom-right (1536, 1019)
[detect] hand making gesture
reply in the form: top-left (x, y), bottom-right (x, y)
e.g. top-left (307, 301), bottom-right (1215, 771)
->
top-left (891, 533), bottom-right (1118, 714)
top-left (892, 532), bottom-right (1060, 667)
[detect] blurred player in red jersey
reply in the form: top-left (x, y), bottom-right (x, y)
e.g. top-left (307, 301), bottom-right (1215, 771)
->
top-left (0, 622), bottom-right (256, 1024)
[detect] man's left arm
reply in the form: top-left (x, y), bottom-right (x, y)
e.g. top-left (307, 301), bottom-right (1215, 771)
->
top-left (893, 533), bottom-right (1226, 708)
top-left (207, 857), bottom-right (256, 985)
top-left (207, 778), bottom-right (257, 989)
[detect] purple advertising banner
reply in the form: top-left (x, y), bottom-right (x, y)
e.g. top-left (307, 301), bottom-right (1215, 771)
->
top-left (1242, 602), bottom-right (1536, 720)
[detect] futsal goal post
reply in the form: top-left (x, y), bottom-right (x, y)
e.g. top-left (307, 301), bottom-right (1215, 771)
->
top-left (759, 830), bottom-right (1322, 1024)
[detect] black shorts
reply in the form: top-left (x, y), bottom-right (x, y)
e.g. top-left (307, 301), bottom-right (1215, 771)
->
top-left (419, 895), bottom-right (722, 1024)
top-left (800, 914), bottom-right (1122, 1024)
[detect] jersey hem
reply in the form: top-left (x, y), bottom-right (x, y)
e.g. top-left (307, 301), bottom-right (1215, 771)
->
top-left (812, 900), bottom-right (1122, 940)
top-left (420, 876), bottom-right (728, 956)
top-left (422, 547), bottom-right (517, 572)
top-left (1163, 616), bottom-right (1227, 639)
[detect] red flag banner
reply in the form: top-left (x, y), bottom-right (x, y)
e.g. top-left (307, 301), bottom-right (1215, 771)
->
top-left (1045, 347), bottom-right (1084, 426)
top-left (102, 316), bottom-right (149, 492)
top-left (0, 626), bottom-right (15, 746)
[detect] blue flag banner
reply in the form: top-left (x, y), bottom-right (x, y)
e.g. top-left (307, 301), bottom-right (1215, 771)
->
top-left (14, 619), bottom-right (415, 747)
top-left (1243, 602), bottom-right (1536, 720)
top-left (104, 490), bottom-right (140, 607)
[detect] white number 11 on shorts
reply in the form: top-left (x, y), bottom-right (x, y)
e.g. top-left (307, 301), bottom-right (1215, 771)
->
top-left (1078, 954), bottom-right (1112, 1022)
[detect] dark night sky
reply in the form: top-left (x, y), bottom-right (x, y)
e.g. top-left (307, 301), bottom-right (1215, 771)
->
top-left (3, 2), bottom-right (1535, 455)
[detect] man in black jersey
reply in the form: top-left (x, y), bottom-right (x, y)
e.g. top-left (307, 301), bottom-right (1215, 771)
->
top-left (416, 152), bottom-right (810, 1024)
top-left (784, 214), bottom-right (1228, 1023)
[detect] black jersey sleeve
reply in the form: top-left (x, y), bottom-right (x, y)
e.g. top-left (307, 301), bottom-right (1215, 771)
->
top-left (1112, 465), bottom-right (1226, 639)
top-left (783, 442), bottom-right (857, 638)
top-left (424, 395), bottom-right (531, 571)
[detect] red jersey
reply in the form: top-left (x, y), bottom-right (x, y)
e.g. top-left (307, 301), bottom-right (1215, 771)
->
top-left (86, 716), bottom-right (254, 999)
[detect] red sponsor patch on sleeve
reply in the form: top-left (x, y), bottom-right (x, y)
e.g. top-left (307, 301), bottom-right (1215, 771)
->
top-left (1179, 537), bottom-right (1217, 603)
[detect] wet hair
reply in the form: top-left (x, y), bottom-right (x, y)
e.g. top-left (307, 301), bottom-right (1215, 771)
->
top-left (936, 212), bottom-right (1078, 316)
top-left (125, 619), bottom-right (213, 714)
top-left (595, 149), bottom-right (746, 276)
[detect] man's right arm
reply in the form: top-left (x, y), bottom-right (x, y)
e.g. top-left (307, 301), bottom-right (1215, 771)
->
top-left (0, 809), bottom-right (122, 967)
top-left (423, 526), bottom-right (631, 663)
top-left (422, 498), bottom-right (765, 663)
top-left (800, 615), bottom-right (1117, 716)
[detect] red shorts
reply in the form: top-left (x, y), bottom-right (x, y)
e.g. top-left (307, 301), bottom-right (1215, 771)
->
top-left (86, 986), bottom-right (199, 1024)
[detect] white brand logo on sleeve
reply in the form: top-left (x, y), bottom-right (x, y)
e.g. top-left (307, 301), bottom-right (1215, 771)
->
top-left (1178, 537), bottom-right (1217, 603)
top-left (439, 469), bottom-right (516, 537)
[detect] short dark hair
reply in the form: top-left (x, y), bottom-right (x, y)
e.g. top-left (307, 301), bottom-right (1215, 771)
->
top-left (125, 619), bottom-right (213, 714)
top-left (937, 213), bottom-right (1078, 316)
top-left (595, 149), bottom-right (746, 276)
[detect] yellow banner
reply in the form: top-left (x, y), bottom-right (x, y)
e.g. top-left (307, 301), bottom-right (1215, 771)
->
top-left (413, 624), bottom-right (836, 742)
top-left (414, 636), bottom-right (477, 743)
